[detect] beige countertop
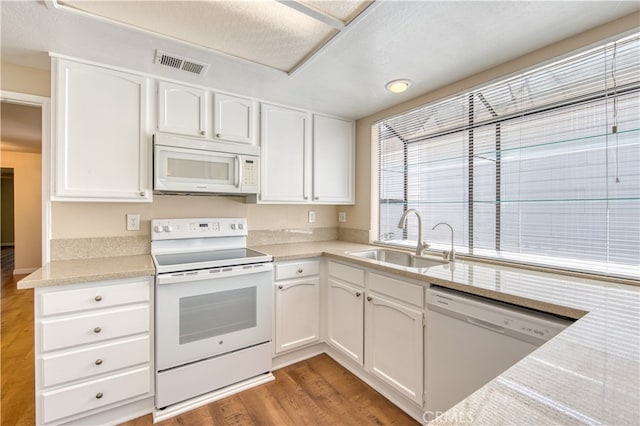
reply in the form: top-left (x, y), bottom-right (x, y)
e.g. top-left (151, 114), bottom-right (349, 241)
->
top-left (17, 254), bottom-right (155, 289)
top-left (18, 240), bottom-right (639, 424)
top-left (254, 240), bottom-right (640, 425)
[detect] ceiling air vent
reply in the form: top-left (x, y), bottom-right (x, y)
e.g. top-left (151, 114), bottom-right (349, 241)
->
top-left (154, 50), bottom-right (209, 75)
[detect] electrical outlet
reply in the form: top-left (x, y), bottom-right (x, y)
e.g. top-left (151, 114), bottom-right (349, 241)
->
top-left (308, 210), bottom-right (316, 223)
top-left (126, 214), bottom-right (141, 231)
top-left (338, 211), bottom-right (347, 223)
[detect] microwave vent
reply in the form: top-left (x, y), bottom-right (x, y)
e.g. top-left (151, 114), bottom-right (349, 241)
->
top-left (154, 50), bottom-right (209, 75)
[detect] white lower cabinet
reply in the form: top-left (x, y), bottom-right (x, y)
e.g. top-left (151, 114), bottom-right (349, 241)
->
top-left (326, 261), bottom-right (425, 407)
top-left (365, 291), bottom-right (424, 405)
top-left (273, 259), bottom-right (320, 354)
top-left (35, 277), bottom-right (153, 425)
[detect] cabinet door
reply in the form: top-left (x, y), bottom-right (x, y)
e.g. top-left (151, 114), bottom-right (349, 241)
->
top-left (312, 114), bottom-right (354, 204)
top-left (213, 93), bottom-right (254, 144)
top-left (158, 81), bottom-right (207, 137)
top-left (54, 59), bottom-right (151, 201)
top-left (260, 104), bottom-right (310, 202)
top-left (327, 278), bottom-right (364, 365)
top-left (274, 277), bottom-right (319, 353)
top-left (365, 293), bottom-right (424, 405)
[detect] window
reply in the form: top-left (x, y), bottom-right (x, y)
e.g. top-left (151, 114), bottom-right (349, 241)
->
top-left (377, 33), bottom-right (640, 279)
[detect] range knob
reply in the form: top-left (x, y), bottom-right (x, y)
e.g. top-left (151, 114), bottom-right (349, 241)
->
top-left (238, 223), bottom-right (245, 230)
top-left (163, 225), bottom-right (173, 233)
top-left (231, 224), bottom-right (237, 230)
top-left (153, 225), bottom-right (164, 233)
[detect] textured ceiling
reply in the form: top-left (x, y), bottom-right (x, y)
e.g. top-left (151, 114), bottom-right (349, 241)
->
top-left (58, 0), bottom-right (372, 72)
top-left (0, 102), bottom-right (42, 154)
top-left (1, 1), bottom-right (638, 120)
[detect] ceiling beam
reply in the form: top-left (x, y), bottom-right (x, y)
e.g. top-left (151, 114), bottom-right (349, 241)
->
top-left (276, 0), bottom-right (345, 30)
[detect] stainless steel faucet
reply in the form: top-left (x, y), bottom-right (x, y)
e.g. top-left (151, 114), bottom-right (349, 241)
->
top-left (397, 209), bottom-right (429, 256)
top-left (432, 222), bottom-right (455, 262)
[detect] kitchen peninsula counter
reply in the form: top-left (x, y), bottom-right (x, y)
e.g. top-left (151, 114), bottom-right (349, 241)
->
top-left (255, 240), bottom-right (640, 426)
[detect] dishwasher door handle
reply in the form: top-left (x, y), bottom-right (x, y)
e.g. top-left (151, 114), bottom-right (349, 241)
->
top-left (466, 317), bottom-right (506, 334)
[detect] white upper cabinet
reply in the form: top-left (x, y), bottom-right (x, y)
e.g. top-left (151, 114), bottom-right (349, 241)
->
top-left (213, 93), bottom-right (255, 145)
top-left (158, 81), bottom-right (207, 137)
top-left (312, 114), bottom-right (355, 204)
top-left (260, 103), bottom-right (310, 203)
top-left (54, 58), bottom-right (151, 202)
top-left (259, 106), bottom-right (355, 205)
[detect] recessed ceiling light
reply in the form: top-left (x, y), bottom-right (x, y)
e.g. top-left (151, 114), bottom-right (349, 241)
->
top-left (386, 79), bottom-right (412, 93)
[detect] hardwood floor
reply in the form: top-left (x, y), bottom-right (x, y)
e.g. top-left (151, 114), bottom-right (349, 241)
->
top-left (122, 354), bottom-right (419, 426)
top-left (1, 246), bottom-right (34, 426)
top-left (0, 246), bottom-right (418, 426)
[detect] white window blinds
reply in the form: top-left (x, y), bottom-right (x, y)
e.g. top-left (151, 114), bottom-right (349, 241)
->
top-left (378, 33), bottom-right (640, 279)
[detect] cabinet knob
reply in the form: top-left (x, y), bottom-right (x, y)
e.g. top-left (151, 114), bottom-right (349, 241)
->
top-left (278, 285), bottom-right (283, 290)
top-left (139, 191), bottom-right (146, 197)
top-left (366, 296), bottom-right (373, 302)
top-left (95, 392), bottom-right (103, 399)
top-left (94, 295), bottom-right (102, 302)
top-left (355, 292), bottom-right (361, 297)
top-left (216, 133), bottom-right (221, 138)
top-left (93, 327), bottom-right (102, 334)
top-left (314, 197), bottom-right (319, 200)
top-left (297, 268), bottom-right (303, 274)
top-left (95, 359), bottom-right (103, 366)
top-left (201, 130), bottom-right (206, 136)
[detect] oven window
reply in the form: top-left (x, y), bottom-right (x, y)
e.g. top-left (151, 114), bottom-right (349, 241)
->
top-left (179, 287), bottom-right (257, 344)
top-left (168, 158), bottom-right (229, 180)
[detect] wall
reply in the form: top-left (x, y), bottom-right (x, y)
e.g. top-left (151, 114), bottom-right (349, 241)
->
top-left (0, 151), bottom-right (42, 271)
top-left (51, 198), bottom-right (337, 238)
top-left (1, 62), bottom-right (50, 97)
top-left (342, 11), bottom-right (640, 240)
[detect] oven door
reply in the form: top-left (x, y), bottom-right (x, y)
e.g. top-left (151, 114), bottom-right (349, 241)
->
top-left (155, 263), bottom-right (272, 371)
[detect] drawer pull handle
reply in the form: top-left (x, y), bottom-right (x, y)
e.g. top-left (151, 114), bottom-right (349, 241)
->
top-left (278, 285), bottom-right (283, 290)
top-left (366, 296), bottom-right (373, 302)
top-left (95, 359), bottom-right (103, 366)
top-left (297, 268), bottom-right (303, 274)
top-left (355, 292), bottom-right (361, 297)
top-left (95, 392), bottom-right (103, 399)
top-left (94, 295), bottom-right (103, 302)
top-left (93, 327), bottom-right (102, 334)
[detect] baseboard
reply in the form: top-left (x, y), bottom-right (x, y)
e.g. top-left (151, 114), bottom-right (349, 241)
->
top-left (13, 267), bottom-right (37, 275)
top-left (272, 342), bottom-right (326, 370)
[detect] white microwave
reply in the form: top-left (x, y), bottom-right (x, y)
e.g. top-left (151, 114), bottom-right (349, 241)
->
top-left (154, 134), bottom-right (259, 195)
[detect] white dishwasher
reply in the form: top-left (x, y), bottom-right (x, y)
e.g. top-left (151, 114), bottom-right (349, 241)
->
top-left (425, 286), bottom-right (572, 421)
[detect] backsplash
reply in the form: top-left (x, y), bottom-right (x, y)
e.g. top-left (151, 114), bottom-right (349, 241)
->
top-left (51, 236), bottom-right (150, 261)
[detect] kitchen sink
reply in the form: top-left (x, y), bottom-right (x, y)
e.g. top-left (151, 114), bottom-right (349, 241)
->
top-left (347, 248), bottom-right (447, 269)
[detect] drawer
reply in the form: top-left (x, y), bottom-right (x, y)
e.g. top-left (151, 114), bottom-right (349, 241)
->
top-left (40, 305), bottom-right (150, 352)
top-left (368, 272), bottom-right (424, 308)
top-left (275, 259), bottom-right (320, 280)
top-left (41, 335), bottom-right (150, 387)
top-left (39, 278), bottom-right (150, 317)
top-left (327, 261), bottom-right (365, 287)
top-left (41, 366), bottom-right (151, 424)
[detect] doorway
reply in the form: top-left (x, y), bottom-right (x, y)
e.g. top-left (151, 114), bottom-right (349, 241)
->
top-left (1, 167), bottom-right (15, 283)
top-left (0, 93), bottom-right (49, 276)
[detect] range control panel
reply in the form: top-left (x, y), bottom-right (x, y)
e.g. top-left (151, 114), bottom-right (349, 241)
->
top-left (151, 218), bottom-right (247, 240)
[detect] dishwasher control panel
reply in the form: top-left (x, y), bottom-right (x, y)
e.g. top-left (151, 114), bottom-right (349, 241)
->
top-left (427, 287), bottom-right (572, 345)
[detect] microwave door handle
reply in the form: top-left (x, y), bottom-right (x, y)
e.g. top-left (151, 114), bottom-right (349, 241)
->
top-left (235, 155), bottom-right (242, 188)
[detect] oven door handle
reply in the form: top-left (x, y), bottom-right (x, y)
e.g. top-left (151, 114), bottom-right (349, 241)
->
top-left (157, 263), bottom-right (273, 285)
